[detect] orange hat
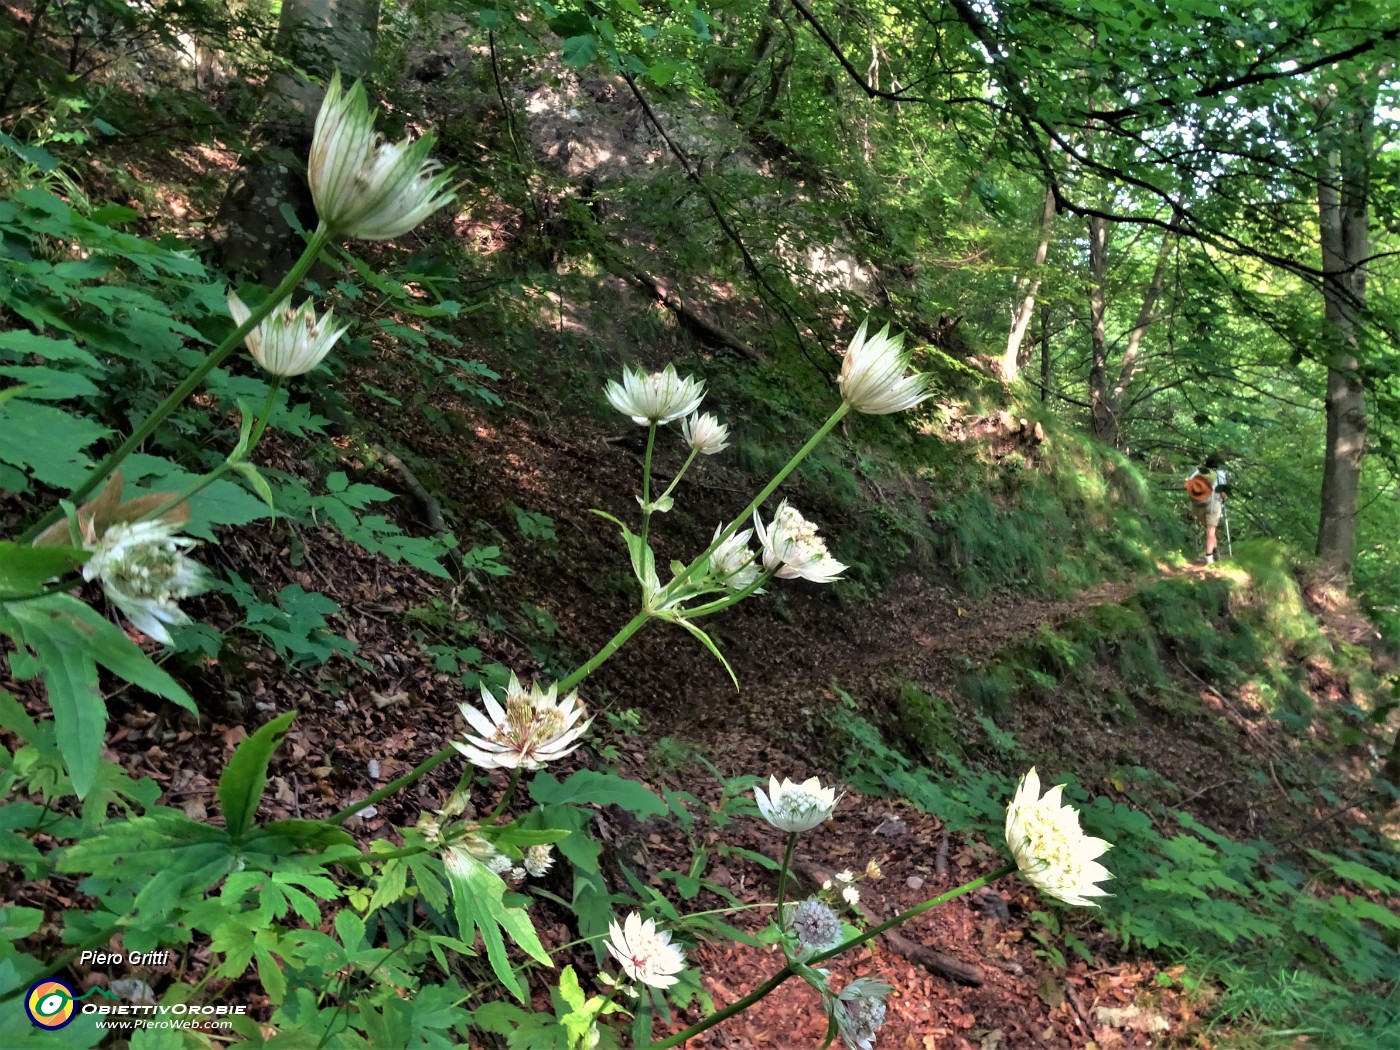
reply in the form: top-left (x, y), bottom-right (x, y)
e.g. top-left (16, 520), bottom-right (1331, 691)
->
top-left (1184, 475), bottom-right (1214, 501)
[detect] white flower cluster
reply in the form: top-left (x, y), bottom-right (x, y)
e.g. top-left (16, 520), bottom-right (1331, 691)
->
top-left (755, 775), bottom-right (840, 833)
top-left (833, 977), bottom-right (894, 1050)
top-left (1005, 767), bottom-right (1113, 907)
top-left (82, 520), bottom-right (206, 644)
top-left (452, 673), bottom-right (592, 771)
top-left (606, 912), bottom-right (686, 990)
top-left (786, 897), bottom-right (844, 957)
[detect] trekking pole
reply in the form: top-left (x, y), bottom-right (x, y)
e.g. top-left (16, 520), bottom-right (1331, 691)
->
top-left (1223, 501), bottom-right (1232, 557)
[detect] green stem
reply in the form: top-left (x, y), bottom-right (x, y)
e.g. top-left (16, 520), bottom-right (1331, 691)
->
top-left (639, 423), bottom-right (657, 551)
top-left (19, 225), bottom-right (331, 544)
top-left (329, 748), bottom-right (456, 825)
top-left (555, 608), bottom-right (651, 694)
top-left (645, 861), bottom-right (1017, 1050)
top-left (658, 401), bottom-right (850, 604)
top-left (773, 832), bottom-right (797, 952)
top-left (807, 861), bottom-right (1017, 965)
top-left (654, 447), bottom-right (697, 506)
top-left (141, 378), bottom-right (284, 524)
top-left (681, 568), bottom-right (774, 618)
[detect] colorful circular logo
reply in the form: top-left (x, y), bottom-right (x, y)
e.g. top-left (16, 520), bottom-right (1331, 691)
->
top-left (25, 979), bottom-right (77, 1029)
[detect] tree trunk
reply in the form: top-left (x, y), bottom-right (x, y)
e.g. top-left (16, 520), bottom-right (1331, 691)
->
top-left (209, 0), bottom-right (381, 280)
top-left (1086, 214), bottom-right (1114, 445)
top-left (1313, 80), bottom-right (1376, 577)
top-left (1038, 302), bottom-right (1051, 403)
top-left (1003, 185), bottom-right (1055, 380)
top-left (1107, 220), bottom-right (1176, 420)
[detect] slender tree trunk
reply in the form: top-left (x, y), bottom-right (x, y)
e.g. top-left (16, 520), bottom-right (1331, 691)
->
top-left (210, 0), bottom-right (381, 279)
top-left (1038, 302), bottom-right (1051, 403)
top-left (1107, 221), bottom-right (1176, 417)
top-left (1003, 185), bottom-right (1056, 380)
top-left (1314, 81), bottom-right (1375, 577)
top-left (1086, 214), bottom-right (1115, 445)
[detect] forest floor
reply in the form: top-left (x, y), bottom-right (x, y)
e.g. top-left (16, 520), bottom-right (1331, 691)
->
top-left (6, 365), bottom-right (1385, 1049)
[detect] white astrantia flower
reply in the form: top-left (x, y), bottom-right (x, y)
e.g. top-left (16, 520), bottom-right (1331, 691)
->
top-left (710, 525), bottom-right (762, 592)
top-left (228, 292), bottom-right (348, 378)
top-left (604, 364), bottom-right (705, 425)
top-left (834, 977), bottom-right (894, 1050)
top-left (606, 912), bottom-right (686, 990)
top-left (452, 673), bottom-right (592, 770)
top-left (309, 71), bottom-right (456, 240)
top-left (755, 775), bottom-right (840, 832)
top-left (1005, 767), bottom-right (1114, 907)
top-left (841, 885), bottom-right (861, 907)
top-left (486, 854), bottom-right (514, 877)
top-left (785, 897), bottom-right (843, 957)
top-left (752, 501), bottom-right (847, 584)
top-left (524, 844), bottom-right (554, 878)
top-left (82, 520), bottom-right (207, 644)
top-left (838, 319), bottom-right (932, 415)
top-left (681, 411), bottom-right (730, 455)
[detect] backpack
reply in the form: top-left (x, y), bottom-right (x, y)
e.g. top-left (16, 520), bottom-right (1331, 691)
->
top-left (1184, 473), bottom-right (1214, 503)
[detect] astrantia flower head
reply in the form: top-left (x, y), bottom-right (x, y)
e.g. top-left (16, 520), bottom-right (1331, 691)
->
top-left (452, 673), bottom-right (591, 770)
top-left (786, 897), bottom-right (843, 957)
top-left (753, 501), bottom-right (847, 584)
top-left (755, 774), bottom-right (840, 832)
top-left (228, 292), bottom-right (348, 378)
top-left (834, 977), bottom-right (894, 1050)
top-left (606, 912), bottom-right (686, 989)
top-left (605, 364), bottom-right (705, 425)
top-left (82, 520), bottom-right (207, 644)
top-left (838, 319), bottom-right (932, 415)
top-left (682, 411), bottom-right (730, 455)
top-left (310, 71), bottom-right (456, 240)
top-left (710, 525), bottom-right (762, 592)
top-left (1005, 767), bottom-right (1113, 907)
top-left (524, 844), bottom-right (555, 878)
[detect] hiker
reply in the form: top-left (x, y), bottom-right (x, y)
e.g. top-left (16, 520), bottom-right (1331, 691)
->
top-left (1185, 453), bottom-right (1230, 563)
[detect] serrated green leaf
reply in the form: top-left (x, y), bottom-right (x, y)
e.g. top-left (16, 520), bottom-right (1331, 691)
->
top-left (529, 770), bottom-right (667, 819)
top-left (445, 852), bottom-right (552, 1002)
top-left (0, 541), bottom-right (87, 596)
top-left (218, 711), bottom-right (296, 839)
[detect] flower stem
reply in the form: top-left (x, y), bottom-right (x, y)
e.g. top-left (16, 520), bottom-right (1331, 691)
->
top-left (329, 748), bottom-right (456, 825)
top-left (644, 861), bottom-right (1017, 1049)
top-left (654, 447), bottom-right (697, 505)
top-left (680, 569), bottom-right (774, 618)
top-left (639, 422), bottom-right (657, 551)
top-left (555, 608), bottom-right (651, 695)
top-left (774, 832), bottom-right (797, 951)
top-left (659, 401), bottom-right (850, 604)
top-left (18, 225), bottom-right (331, 544)
top-left (807, 861), bottom-right (1016, 965)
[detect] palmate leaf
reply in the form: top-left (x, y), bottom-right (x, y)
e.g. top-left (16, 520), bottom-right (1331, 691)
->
top-left (57, 808), bottom-right (235, 920)
top-left (0, 593), bottom-right (194, 798)
top-left (445, 851), bottom-right (552, 1003)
